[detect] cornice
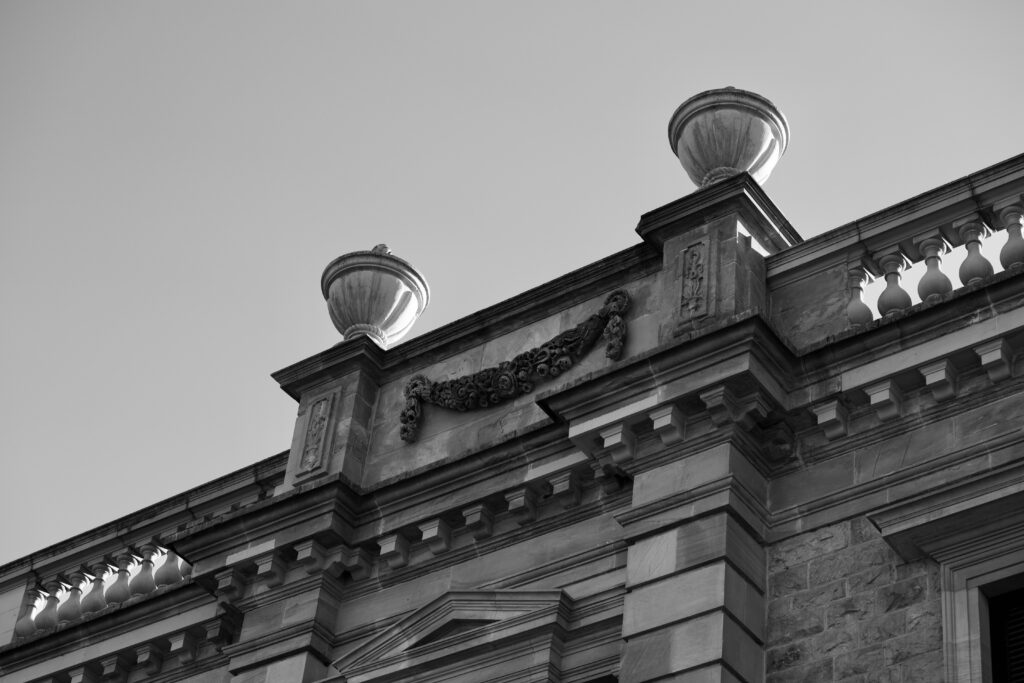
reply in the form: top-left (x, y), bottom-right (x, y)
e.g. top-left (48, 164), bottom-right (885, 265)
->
top-left (165, 477), bottom-right (360, 565)
top-left (635, 172), bottom-right (802, 251)
top-left (272, 245), bottom-right (660, 401)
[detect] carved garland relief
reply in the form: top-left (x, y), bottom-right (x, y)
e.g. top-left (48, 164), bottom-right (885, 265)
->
top-left (399, 290), bottom-right (631, 443)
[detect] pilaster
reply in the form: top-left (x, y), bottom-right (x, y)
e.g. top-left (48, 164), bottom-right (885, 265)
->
top-left (617, 436), bottom-right (769, 683)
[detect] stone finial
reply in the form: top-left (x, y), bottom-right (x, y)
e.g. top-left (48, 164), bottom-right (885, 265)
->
top-left (668, 87), bottom-right (789, 188)
top-left (321, 246), bottom-right (430, 348)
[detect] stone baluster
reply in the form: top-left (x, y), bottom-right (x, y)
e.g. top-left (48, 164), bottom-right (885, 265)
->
top-left (33, 578), bottom-right (63, 631)
top-left (80, 560), bottom-right (110, 615)
top-left (57, 570), bottom-right (85, 624)
top-left (846, 264), bottom-right (874, 326)
top-left (13, 586), bottom-right (43, 638)
top-left (104, 552), bottom-right (134, 606)
top-left (995, 197), bottom-right (1024, 270)
top-left (155, 548), bottom-right (184, 587)
top-left (955, 215), bottom-right (993, 285)
top-left (915, 236), bottom-right (952, 303)
top-left (130, 543), bottom-right (158, 596)
top-left (875, 251), bottom-right (912, 316)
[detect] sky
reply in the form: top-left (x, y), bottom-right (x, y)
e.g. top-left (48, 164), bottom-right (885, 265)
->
top-left (3, 1), bottom-right (1024, 567)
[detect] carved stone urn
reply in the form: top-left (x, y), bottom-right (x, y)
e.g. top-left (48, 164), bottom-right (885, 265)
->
top-left (668, 87), bottom-right (789, 188)
top-left (321, 244), bottom-right (430, 348)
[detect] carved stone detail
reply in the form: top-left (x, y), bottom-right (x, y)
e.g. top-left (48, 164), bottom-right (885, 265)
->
top-left (400, 290), bottom-right (630, 442)
top-left (300, 396), bottom-right (332, 472)
top-left (680, 242), bottom-right (707, 320)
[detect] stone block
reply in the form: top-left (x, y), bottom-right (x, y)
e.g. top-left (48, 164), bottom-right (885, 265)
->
top-left (860, 610), bottom-right (906, 646)
top-left (767, 600), bottom-right (823, 646)
top-left (632, 442), bottom-right (765, 508)
top-left (877, 575), bottom-right (927, 613)
top-left (810, 399), bottom-right (848, 440)
top-left (807, 540), bottom-right (892, 587)
top-left (834, 645), bottom-right (886, 680)
top-left (648, 403), bottom-right (685, 445)
top-left (768, 565), bottom-right (808, 599)
top-left (974, 337), bottom-right (1013, 382)
top-left (619, 611), bottom-right (761, 683)
top-left (765, 658), bottom-right (832, 683)
top-left (790, 579), bottom-right (845, 611)
top-left (624, 561), bottom-right (763, 640)
top-left (827, 590), bottom-right (882, 631)
top-left (768, 522), bottom-right (851, 573)
top-left (626, 513), bottom-right (764, 590)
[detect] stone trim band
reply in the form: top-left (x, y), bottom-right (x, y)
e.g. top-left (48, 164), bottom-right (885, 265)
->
top-left (399, 290), bottom-right (631, 443)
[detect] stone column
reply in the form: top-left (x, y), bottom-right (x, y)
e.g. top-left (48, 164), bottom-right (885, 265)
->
top-left (617, 439), bottom-right (769, 683)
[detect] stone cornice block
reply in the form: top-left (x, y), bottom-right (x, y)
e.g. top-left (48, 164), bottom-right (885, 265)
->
top-left (293, 539), bottom-right (328, 575)
top-left (461, 504), bottom-right (494, 540)
top-left (98, 653), bottom-right (131, 682)
top-left (253, 550), bottom-right (286, 589)
top-left (418, 518), bottom-right (452, 555)
top-left (548, 470), bottom-right (581, 508)
top-left (66, 665), bottom-right (100, 683)
top-left (810, 399), bottom-right (848, 440)
top-left (863, 379), bottom-right (903, 421)
top-left (213, 566), bottom-right (246, 604)
top-left (598, 423), bottom-right (637, 466)
top-left (635, 172), bottom-right (800, 253)
top-left (167, 630), bottom-right (198, 665)
top-left (377, 533), bottom-right (410, 570)
top-left (974, 337), bottom-right (1013, 382)
top-left (335, 545), bottom-right (372, 580)
top-left (648, 404), bottom-right (685, 445)
top-left (919, 358), bottom-right (958, 402)
top-left (505, 487), bottom-right (539, 526)
top-left (135, 642), bottom-right (166, 675)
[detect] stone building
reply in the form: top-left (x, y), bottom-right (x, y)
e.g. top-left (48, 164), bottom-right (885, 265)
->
top-left (2, 88), bottom-right (1024, 682)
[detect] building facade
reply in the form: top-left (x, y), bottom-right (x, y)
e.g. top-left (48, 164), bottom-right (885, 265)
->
top-left (2, 92), bottom-right (1024, 682)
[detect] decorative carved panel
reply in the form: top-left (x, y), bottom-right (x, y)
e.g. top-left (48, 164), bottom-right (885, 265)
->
top-left (400, 290), bottom-right (630, 443)
top-left (679, 241), bottom-right (708, 320)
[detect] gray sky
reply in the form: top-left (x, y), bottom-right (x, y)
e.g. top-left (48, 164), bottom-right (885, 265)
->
top-left (3, 1), bottom-right (1023, 566)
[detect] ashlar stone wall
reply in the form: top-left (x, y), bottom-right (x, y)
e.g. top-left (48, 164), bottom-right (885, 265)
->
top-left (765, 518), bottom-right (943, 683)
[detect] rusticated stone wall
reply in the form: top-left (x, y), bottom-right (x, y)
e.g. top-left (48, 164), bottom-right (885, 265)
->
top-left (765, 518), bottom-right (943, 682)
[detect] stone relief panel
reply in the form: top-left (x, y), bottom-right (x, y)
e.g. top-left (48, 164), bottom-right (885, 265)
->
top-left (299, 394), bottom-right (334, 475)
top-left (679, 241), bottom-right (708, 321)
top-left (399, 290), bottom-right (631, 443)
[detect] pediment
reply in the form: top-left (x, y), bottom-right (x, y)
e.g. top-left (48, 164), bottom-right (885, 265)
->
top-left (332, 590), bottom-right (573, 683)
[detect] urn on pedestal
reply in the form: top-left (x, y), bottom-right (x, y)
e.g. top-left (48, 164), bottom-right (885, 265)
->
top-left (668, 87), bottom-right (789, 189)
top-left (321, 244), bottom-right (430, 348)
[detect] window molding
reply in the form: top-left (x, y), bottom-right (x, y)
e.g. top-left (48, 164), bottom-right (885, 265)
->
top-left (869, 465), bottom-right (1024, 683)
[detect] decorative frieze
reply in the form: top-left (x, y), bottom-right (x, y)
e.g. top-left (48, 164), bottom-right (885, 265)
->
top-left (400, 290), bottom-right (630, 442)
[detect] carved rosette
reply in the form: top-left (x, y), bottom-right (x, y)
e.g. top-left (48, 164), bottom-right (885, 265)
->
top-left (400, 290), bottom-right (631, 443)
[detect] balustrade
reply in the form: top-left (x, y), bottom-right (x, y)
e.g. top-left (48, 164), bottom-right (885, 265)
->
top-left (12, 546), bottom-right (191, 641)
top-left (848, 196), bottom-right (1023, 325)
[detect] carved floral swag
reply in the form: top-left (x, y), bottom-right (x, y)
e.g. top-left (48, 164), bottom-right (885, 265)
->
top-left (400, 290), bottom-right (630, 443)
